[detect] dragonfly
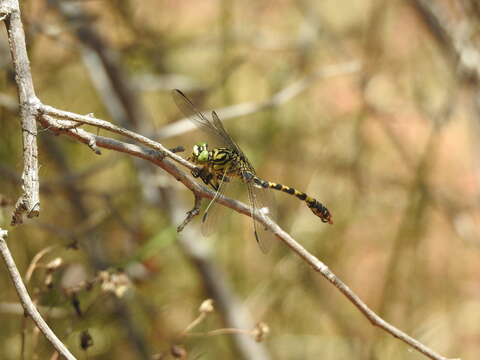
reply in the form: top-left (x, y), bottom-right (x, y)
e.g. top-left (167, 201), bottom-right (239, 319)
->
top-left (172, 89), bottom-right (332, 252)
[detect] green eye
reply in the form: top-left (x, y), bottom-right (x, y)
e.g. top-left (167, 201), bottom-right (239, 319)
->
top-left (198, 150), bottom-right (209, 162)
top-left (192, 143), bottom-right (209, 162)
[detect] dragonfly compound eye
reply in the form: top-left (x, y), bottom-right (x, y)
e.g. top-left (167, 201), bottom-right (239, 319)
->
top-left (193, 143), bottom-right (209, 162)
top-left (198, 150), bottom-right (209, 162)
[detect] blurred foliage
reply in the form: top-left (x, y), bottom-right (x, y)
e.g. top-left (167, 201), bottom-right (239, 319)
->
top-left (0, 0), bottom-right (479, 359)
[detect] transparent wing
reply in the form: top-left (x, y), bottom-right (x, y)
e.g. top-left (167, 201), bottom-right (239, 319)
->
top-left (247, 182), bottom-right (277, 253)
top-left (210, 111), bottom-right (261, 178)
top-left (253, 183), bottom-right (277, 223)
top-left (172, 89), bottom-right (258, 173)
top-left (172, 90), bottom-right (231, 149)
top-left (211, 111), bottom-right (246, 159)
top-left (201, 170), bottom-right (229, 237)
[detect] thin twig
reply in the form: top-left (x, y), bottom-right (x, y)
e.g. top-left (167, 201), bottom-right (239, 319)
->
top-left (177, 193), bottom-right (202, 232)
top-left (24, 245), bottom-right (57, 283)
top-left (180, 312), bottom-right (207, 336)
top-left (0, 229), bottom-right (76, 360)
top-left (42, 115), bottom-right (102, 154)
top-left (38, 104), bottom-right (192, 170)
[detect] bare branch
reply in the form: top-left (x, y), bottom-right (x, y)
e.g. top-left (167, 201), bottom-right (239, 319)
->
top-left (1, 0), bottom-right (41, 224)
top-left (42, 115), bottom-right (102, 154)
top-left (38, 104), bottom-right (192, 170)
top-left (37, 116), bottom-right (225, 204)
top-left (0, 229), bottom-right (76, 360)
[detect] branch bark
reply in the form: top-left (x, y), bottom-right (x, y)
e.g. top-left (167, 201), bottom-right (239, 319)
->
top-left (1, 0), bottom-right (41, 225)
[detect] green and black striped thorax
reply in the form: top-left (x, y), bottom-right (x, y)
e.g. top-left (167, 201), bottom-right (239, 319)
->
top-left (191, 143), bottom-right (247, 176)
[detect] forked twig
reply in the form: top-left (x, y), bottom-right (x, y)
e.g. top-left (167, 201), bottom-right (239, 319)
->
top-left (177, 193), bottom-right (202, 233)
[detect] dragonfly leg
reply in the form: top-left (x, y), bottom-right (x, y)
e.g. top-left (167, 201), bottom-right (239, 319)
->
top-left (191, 166), bottom-right (203, 178)
top-left (203, 169), bottom-right (229, 222)
top-left (192, 167), bottom-right (214, 186)
top-left (215, 173), bottom-right (231, 182)
top-left (192, 166), bottom-right (229, 191)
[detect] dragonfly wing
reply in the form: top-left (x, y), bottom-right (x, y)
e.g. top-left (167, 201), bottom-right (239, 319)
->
top-left (201, 170), bottom-right (229, 237)
top-left (246, 181), bottom-right (275, 253)
top-left (211, 110), bottom-right (253, 168)
top-left (212, 111), bottom-right (276, 252)
top-left (253, 184), bottom-right (277, 224)
top-left (172, 90), bottom-right (230, 148)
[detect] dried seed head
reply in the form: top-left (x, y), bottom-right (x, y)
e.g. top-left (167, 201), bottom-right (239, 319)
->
top-left (171, 345), bottom-right (187, 359)
top-left (46, 257), bottom-right (63, 272)
top-left (253, 322), bottom-right (270, 342)
top-left (199, 299), bottom-right (214, 313)
top-left (99, 270), bottom-right (131, 298)
top-left (45, 273), bottom-right (53, 288)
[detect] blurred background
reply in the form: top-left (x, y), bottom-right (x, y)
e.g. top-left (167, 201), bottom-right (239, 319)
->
top-left (0, 0), bottom-right (479, 359)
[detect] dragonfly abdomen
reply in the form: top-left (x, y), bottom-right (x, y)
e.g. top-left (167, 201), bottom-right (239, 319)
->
top-left (249, 174), bottom-right (333, 224)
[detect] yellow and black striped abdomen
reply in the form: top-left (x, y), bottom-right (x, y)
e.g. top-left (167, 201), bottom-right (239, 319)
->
top-left (250, 175), bottom-right (333, 224)
top-left (194, 144), bottom-right (333, 225)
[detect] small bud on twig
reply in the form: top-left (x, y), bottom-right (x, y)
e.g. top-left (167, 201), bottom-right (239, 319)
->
top-left (252, 322), bottom-right (269, 342)
top-left (199, 299), bottom-right (214, 314)
top-left (171, 344), bottom-right (187, 359)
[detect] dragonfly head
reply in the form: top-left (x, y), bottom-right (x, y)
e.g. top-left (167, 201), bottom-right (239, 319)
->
top-left (192, 142), bottom-right (210, 163)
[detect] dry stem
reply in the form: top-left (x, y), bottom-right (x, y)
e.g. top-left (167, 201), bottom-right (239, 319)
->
top-left (0, 229), bottom-right (76, 360)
